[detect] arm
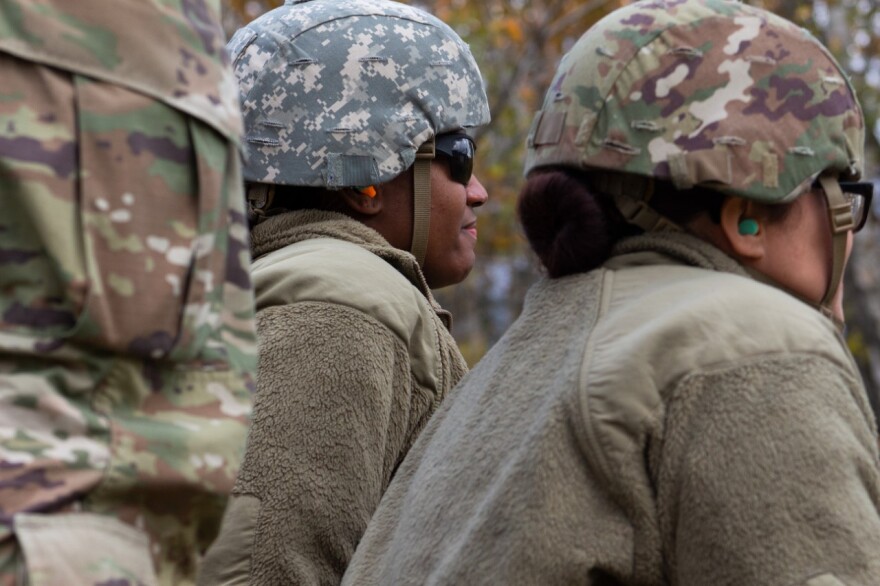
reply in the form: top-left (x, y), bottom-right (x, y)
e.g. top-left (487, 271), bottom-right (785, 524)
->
top-left (657, 354), bottom-right (880, 585)
top-left (199, 301), bottom-right (415, 586)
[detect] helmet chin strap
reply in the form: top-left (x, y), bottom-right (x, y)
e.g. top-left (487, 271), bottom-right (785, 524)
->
top-left (741, 176), bottom-right (851, 331)
top-left (600, 170), bottom-right (854, 330)
top-left (817, 174), bottom-right (853, 330)
top-left (411, 138), bottom-right (435, 266)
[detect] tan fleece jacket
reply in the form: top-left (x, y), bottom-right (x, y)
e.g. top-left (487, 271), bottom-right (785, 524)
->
top-left (342, 232), bottom-right (880, 586)
top-left (198, 211), bottom-right (468, 586)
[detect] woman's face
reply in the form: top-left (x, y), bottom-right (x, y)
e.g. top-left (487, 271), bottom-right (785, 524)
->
top-left (360, 152), bottom-right (488, 289)
top-left (420, 159), bottom-right (489, 289)
top-left (754, 188), bottom-right (853, 321)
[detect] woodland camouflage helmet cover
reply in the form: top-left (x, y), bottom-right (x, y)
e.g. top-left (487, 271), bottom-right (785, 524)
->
top-left (227, 0), bottom-right (490, 189)
top-left (524, 0), bottom-right (865, 204)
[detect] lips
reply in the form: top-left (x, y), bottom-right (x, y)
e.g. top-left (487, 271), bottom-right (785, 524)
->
top-left (462, 220), bottom-right (478, 240)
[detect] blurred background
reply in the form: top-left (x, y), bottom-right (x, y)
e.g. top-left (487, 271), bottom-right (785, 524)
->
top-left (222, 0), bottom-right (880, 408)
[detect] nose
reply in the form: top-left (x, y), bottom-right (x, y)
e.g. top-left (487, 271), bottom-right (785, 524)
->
top-left (466, 174), bottom-right (488, 208)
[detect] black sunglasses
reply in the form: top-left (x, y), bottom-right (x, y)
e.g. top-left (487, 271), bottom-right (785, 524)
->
top-left (814, 179), bottom-right (874, 233)
top-left (435, 133), bottom-right (475, 186)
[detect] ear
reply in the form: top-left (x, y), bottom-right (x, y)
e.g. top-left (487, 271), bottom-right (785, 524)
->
top-left (718, 196), bottom-right (767, 262)
top-left (340, 188), bottom-right (383, 216)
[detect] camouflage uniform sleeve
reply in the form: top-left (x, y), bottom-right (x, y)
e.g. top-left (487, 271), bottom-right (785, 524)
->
top-left (200, 301), bottom-right (418, 585)
top-left (0, 1), bottom-right (258, 584)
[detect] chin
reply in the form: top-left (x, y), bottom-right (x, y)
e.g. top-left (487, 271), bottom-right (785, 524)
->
top-left (426, 263), bottom-right (474, 290)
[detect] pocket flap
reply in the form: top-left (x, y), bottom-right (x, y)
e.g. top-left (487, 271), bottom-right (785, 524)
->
top-left (15, 512), bottom-right (158, 586)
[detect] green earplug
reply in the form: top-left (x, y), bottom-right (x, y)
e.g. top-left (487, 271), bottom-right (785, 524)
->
top-left (738, 219), bottom-right (759, 236)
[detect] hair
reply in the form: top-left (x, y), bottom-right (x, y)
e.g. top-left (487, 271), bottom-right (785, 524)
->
top-left (650, 182), bottom-right (725, 225)
top-left (271, 185), bottom-right (350, 212)
top-left (651, 180), bottom-right (797, 231)
top-left (517, 168), bottom-right (797, 279)
top-left (517, 168), bottom-right (635, 278)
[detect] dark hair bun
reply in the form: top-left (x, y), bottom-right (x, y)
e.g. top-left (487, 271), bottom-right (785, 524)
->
top-left (517, 169), bottom-right (616, 278)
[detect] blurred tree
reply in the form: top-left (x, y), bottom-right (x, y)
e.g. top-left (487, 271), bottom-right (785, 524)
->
top-left (223, 1), bottom-right (880, 401)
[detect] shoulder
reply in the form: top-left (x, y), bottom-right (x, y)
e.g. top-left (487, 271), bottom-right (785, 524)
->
top-left (0, 0), bottom-right (241, 142)
top-left (599, 265), bottom-right (852, 378)
top-left (575, 265), bottom-right (866, 507)
top-left (253, 237), bottom-right (444, 386)
top-left (253, 237), bottom-right (430, 329)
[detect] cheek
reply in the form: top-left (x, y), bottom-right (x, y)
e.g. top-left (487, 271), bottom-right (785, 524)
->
top-left (762, 228), bottom-right (823, 304)
top-left (431, 196), bottom-right (465, 237)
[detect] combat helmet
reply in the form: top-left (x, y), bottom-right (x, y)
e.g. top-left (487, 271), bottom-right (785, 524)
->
top-left (227, 0), bottom-right (490, 264)
top-left (524, 0), bottom-right (866, 317)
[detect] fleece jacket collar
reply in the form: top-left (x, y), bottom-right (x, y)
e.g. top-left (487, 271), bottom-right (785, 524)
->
top-left (607, 231), bottom-right (749, 276)
top-left (606, 231), bottom-right (844, 334)
top-left (250, 210), bottom-right (450, 326)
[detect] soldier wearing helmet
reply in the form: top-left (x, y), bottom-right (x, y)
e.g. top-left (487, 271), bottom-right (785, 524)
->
top-left (0, 0), bottom-right (257, 584)
top-left (198, 0), bottom-right (490, 583)
top-left (341, 1), bottom-right (880, 584)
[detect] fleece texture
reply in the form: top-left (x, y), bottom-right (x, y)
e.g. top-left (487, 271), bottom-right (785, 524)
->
top-left (342, 231), bottom-right (880, 586)
top-left (198, 210), bottom-right (467, 586)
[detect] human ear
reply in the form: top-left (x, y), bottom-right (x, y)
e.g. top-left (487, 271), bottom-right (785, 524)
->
top-left (340, 187), bottom-right (383, 216)
top-left (718, 196), bottom-right (766, 262)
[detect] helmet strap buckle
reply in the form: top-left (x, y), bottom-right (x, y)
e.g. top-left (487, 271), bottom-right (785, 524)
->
top-left (247, 183), bottom-right (275, 210)
top-left (416, 140), bottom-right (436, 159)
top-left (593, 171), bottom-right (682, 233)
top-left (246, 184), bottom-right (276, 225)
top-left (817, 174), bottom-right (850, 323)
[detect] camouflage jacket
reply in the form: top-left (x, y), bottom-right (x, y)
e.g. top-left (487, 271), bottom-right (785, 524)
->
top-left (0, 1), bottom-right (257, 585)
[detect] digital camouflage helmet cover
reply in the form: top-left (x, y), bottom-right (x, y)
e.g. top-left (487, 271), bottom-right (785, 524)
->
top-left (227, 0), bottom-right (490, 263)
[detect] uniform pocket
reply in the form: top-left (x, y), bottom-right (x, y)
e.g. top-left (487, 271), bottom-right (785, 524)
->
top-left (15, 512), bottom-right (158, 586)
top-left (73, 73), bottom-right (216, 359)
top-left (0, 54), bottom-right (83, 341)
top-left (0, 55), bottom-right (253, 370)
top-left (0, 58), bottom-right (227, 358)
